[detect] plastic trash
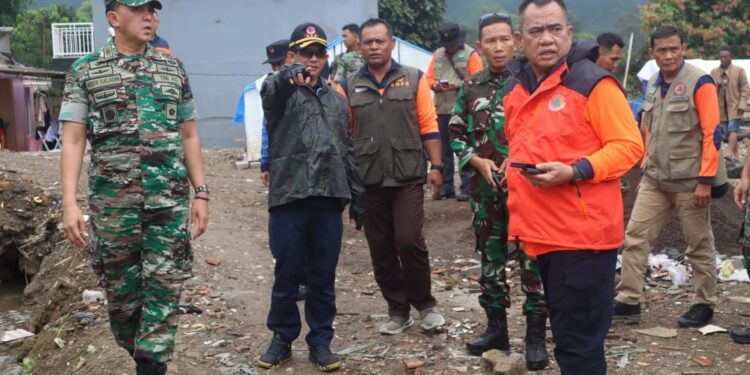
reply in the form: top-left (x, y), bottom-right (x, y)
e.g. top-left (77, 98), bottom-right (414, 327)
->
top-left (82, 290), bottom-right (105, 305)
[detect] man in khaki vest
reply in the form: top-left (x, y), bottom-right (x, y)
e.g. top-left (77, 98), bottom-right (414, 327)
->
top-left (614, 26), bottom-right (720, 328)
top-left (426, 22), bottom-right (483, 201)
top-left (711, 48), bottom-right (750, 160)
top-left (337, 18), bottom-right (446, 335)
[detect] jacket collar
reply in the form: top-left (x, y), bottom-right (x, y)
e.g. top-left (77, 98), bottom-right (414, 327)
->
top-left (508, 40), bottom-right (599, 93)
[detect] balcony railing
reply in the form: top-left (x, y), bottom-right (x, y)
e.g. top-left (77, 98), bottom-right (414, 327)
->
top-left (51, 23), bottom-right (94, 59)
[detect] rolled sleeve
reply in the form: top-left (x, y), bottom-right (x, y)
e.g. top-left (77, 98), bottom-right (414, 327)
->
top-left (178, 60), bottom-right (197, 122)
top-left (59, 69), bottom-right (89, 125)
top-left (416, 74), bottom-right (439, 137)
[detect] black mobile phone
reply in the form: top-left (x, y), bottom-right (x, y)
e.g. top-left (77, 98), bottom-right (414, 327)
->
top-left (510, 162), bottom-right (545, 175)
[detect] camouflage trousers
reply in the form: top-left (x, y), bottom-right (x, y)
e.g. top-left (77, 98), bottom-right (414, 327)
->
top-left (89, 204), bottom-right (193, 363)
top-left (470, 183), bottom-right (547, 317)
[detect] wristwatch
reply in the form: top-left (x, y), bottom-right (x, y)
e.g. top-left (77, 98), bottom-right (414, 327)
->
top-left (194, 184), bottom-right (210, 194)
top-left (430, 164), bottom-right (445, 172)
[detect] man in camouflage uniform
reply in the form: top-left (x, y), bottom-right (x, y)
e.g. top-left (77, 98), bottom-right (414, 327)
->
top-left (730, 146), bottom-right (750, 345)
top-left (330, 23), bottom-right (364, 84)
top-left (59, 1), bottom-right (208, 374)
top-left (449, 14), bottom-right (548, 370)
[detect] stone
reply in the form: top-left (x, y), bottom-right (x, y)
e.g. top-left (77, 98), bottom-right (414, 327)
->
top-left (481, 350), bottom-right (526, 375)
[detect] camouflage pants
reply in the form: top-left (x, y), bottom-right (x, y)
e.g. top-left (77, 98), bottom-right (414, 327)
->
top-left (89, 204), bottom-right (193, 363)
top-left (470, 182), bottom-right (547, 317)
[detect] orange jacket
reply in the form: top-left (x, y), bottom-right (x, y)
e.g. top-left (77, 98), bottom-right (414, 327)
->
top-left (504, 42), bottom-right (644, 257)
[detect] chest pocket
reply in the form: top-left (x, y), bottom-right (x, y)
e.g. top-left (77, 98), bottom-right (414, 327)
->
top-left (385, 86), bottom-right (414, 102)
top-left (349, 89), bottom-right (378, 108)
top-left (152, 83), bottom-right (181, 127)
top-left (666, 102), bottom-right (692, 132)
top-left (89, 88), bottom-right (129, 136)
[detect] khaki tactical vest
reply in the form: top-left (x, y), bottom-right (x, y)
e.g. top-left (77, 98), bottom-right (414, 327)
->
top-left (348, 65), bottom-right (426, 188)
top-left (642, 63), bottom-right (723, 192)
top-left (433, 45), bottom-right (475, 114)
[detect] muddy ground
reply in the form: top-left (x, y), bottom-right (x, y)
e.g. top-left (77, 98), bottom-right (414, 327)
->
top-left (1, 148), bottom-right (750, 375)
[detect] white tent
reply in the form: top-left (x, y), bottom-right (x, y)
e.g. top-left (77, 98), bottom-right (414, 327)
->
top-left (233, 36), bottom-right (434, 166)
top-left (638, 59), bottom-right (750, 82)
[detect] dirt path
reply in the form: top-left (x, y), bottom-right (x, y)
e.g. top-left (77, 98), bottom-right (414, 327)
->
top-left (2, 148), bottom-right (750, 375)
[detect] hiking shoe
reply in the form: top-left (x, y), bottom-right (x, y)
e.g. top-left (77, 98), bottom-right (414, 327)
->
top-left (612, 301), bottom-right (640, 324)
top-left (296, 284), bottom-right (308, 301)
top-left (730, 327), bottom-right (750, 344)
top-left (308, 345), bottom-right (342, 372)
top-left (677, 304), bottom-right (713, 327)
top-left (438, 191), bottom-right (456, 200)
top-left (466, 310), bottom-right (509, 356)
top-left (419, 307), bottom-right (446, 330)
top-left (456, 193), bottom-right (471, 202)
top-left (378, 315), bottom-right (414, 335)
top-left (256, 335), bottom-right (292, 369)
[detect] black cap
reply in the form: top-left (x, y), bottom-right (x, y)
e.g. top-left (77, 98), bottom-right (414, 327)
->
top-left (263, 39), bottom-right (289, 64)
top-left (289, 22), bottom-right (328, 50)
top-left (438, 22), bottom-right (462, 48)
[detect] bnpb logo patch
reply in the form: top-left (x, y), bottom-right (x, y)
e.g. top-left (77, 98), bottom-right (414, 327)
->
top-left (548, 93), bottom-right (566, 112)
top-left (673, 83), bottom-right (687, 96)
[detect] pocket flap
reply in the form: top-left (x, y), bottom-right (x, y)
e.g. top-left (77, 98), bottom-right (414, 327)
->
top-left (670, 147), bottom-right (699, 159)
top-left (354, 138), bottom-right (379, 156)
top-left (391, 138), bottom-right (422, 151)
top-left (667, 102), bottom-right (690, 112)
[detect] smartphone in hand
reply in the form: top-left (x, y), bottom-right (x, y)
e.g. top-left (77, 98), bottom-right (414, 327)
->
top-left (510, 162), bottom-right (545, 175)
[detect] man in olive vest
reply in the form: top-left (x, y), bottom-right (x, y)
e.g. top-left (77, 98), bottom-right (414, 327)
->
top-left (337, 18), bottom-right (445, 335)
top-left (614, 26), bottom-right (720, 328)
top-left (427, 22), bottom-right (484, 201)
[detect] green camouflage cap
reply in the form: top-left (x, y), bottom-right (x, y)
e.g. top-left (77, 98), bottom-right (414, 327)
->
top-left (105, 0), bottom-right (163, 9)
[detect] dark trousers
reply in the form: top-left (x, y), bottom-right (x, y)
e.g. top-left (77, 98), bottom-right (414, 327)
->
top-left (537, 249), bottom-right (617, 375)
top-left (438, 114), bottom-right (469, 195)
top-left (364, 185), bottom-right (437, 317)
top-left (267, 197), bottom-right (342, 347)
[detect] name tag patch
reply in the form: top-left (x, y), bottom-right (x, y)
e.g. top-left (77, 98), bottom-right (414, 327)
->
top-left (154, 73), bottom-right (182, 86)
top-left (86, 75), bottom-right (122, 91)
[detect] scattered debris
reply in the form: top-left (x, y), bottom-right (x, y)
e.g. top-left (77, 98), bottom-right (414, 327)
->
top-left (177, 304), bottom-right (203, 315)
top-left (692, 355), bottom-right (712, 367)
top-left (206, 258), bottom-right (222, 266)
top-left (698, 325), bottom-right (728, 335)
top-left (335, 342), bottom-right (376, 356)
top-left (633, 326), bottom-right (678, 338)
top-left (54, 337), bottom-right (65, 349)
top-left (0, 329), bottom-right (34, 343)
top-left (403, 358), bottom-right (425, 369)
top-left (617, 353), bottom-right (629, 368)
top-left (73, 312), bottom-right (97, 326)
top-left (481, 349), bottom-right (526, 375)
top-left (82, 289), bottom-right (105, 305)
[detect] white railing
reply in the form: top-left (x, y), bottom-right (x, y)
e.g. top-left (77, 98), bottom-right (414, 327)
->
top-left (51, 23), bottom-right (94, 59)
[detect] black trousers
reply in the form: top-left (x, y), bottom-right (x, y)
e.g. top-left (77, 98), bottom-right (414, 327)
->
top-left (537, 249), bottom-right (617, 375)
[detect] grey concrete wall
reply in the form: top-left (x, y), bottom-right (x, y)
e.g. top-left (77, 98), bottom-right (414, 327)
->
top-left (92, 0), bottom-right (378, 147)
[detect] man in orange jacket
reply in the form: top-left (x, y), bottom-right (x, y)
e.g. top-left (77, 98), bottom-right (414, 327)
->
top-left (504, 1), bottom-right (644, 373)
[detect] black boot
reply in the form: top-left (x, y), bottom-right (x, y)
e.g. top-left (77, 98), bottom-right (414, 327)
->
top-left (466, 309), bottom-right (510, 356)
top-left (525, 314), bottom-right (549, 370)
top-left (135, 358), bottom-right (167, 375)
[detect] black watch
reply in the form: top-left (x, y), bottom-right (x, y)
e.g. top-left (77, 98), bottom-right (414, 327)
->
top-left (194, 184), bottom-right (209, 194)
top-left (430, 164), bottom-right (445, 172)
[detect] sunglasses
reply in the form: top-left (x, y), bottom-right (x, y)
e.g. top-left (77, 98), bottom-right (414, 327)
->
top-left (479, 12), bottom-right (512, 28)
top-left (297, 48), bottom-right (327, 59)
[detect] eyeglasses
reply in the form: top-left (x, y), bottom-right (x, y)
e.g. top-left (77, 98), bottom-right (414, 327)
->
top-left (297, 48), bottom-right (327, 59)
top-left (479, 12), bottom-right (512, 29)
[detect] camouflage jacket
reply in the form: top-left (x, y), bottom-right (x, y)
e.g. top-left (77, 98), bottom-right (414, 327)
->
top-left (261, 64), bottom-right (364, 209)
top-left (449, 68), bottom-right (511, 195)
top-left (332, 51), bottom-right (365, 83)
top-left (59, 39), bottom-right (196, 209)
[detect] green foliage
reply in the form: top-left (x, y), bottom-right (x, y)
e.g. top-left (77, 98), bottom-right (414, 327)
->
top-left (11, 4), bottom-right (78, 69)
top-left (378, 0), bottom-right (447, 50)
top-left (21, 357), bottom-right (35, 375)
top-left (0, 0), bottom-right (31, 27)
top-left (642, 0), bottom-right (750, 58)
top-left (76, 0), bottom-right (93, 22)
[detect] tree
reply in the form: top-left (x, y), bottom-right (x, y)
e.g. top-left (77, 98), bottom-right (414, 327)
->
top-left (11, 4), bottom-right (77, 69)
top-left (641, 0), bottom-right (750, 58)
top-left (76, 0), bottom-right (93, 22)
top-left (379, 0), bottom-right (446, 50)
top-left (0, 0), bottom-right (31, 27)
